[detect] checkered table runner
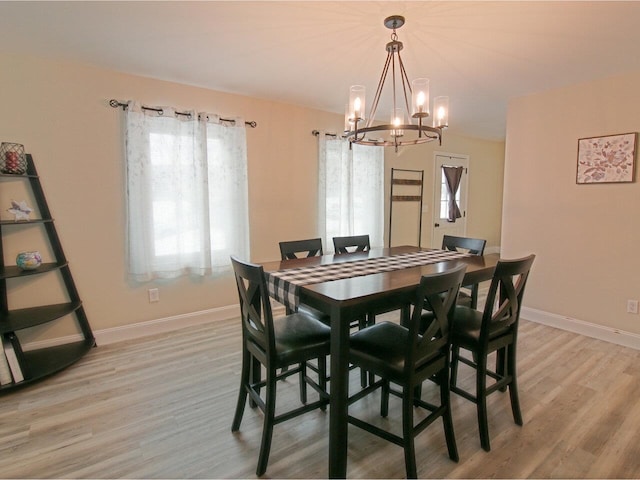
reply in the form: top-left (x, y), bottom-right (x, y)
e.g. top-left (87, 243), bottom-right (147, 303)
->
top-left (266, 249), bottom-right (471, 310)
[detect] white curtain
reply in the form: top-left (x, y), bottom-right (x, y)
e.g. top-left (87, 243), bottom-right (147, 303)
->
top-left (125, 102), bottom-right (249, 281)
top-left (318, 134), bottom-right (384, 252)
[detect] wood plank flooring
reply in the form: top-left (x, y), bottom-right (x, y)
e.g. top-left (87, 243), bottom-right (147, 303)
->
top-left (1, 315), bottom-right (640, 478)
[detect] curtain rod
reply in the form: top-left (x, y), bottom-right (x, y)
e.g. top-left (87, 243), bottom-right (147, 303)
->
top-left (311, 130), bottom-right (340, 137)
top-left (109, 100), bottom-right (257, 128)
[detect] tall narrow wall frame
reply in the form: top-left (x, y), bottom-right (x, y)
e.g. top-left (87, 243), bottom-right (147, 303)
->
top-left (388, 168), bottom-right (424, 247)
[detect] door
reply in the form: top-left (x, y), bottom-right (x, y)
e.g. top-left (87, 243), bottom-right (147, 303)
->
top-left (431, 153), bottom-right (469, 248)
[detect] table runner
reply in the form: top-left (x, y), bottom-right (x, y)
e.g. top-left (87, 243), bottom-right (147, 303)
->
top-left (266, 249), bottom-right (471, 310)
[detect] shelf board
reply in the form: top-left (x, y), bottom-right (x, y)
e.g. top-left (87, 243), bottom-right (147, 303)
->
top-left (0, 219), bottom-right (53, 226)
top-left (391, 179), bottom-right (423, 186)
top-left (0, 340), bottom-right (94, 393)
top-left (0, 173), bottom-right (38, 179)
top-left (0, 262), bottom-right (67, 279)
top-left (0, 302), bottom-right (83, 333)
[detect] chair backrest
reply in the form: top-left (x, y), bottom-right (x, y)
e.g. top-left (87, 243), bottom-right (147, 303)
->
top-left (230, 255), bottom-right (275, 359)
top-left (480, 254), bottom-right (535, 342)
top-left (442, 235), bottom-right (486, 256)
top-left (408, 265), bottom-right (466, 375)
top-left (333, 234), bottom-right (371, 254)
top-left (279, 238), bottom-right (323, 260)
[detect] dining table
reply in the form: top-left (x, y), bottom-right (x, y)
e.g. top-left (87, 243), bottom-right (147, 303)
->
top-left (260, 244), bottom-right (500, 478)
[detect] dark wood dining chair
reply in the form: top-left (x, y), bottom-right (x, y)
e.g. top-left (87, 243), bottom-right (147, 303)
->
top-left (230, 256), bottom-right (330, 476)
top-left (279, 237), bottom-right (323, 260)
top-left (278, 238), bottom-right (330, 381)
top-left (449, 254), bottom-right (535, 452)
top-left (347, 265), bottom-right (466, 478)
top-left (332, 234), bottom-right (382, 386)
top-left (278, 238), bottom-right (328, 320)
top-left (442, 235), bottom-right (486, 309)
top-left (333, 234), bottom-right (370, 254)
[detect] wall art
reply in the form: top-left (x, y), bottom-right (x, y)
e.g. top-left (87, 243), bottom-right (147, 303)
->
top-left (577, 132), bottom-right (636, 184)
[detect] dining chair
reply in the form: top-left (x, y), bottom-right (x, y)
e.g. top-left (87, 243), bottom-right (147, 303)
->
top-left (347, 265), bottom-right (466, 478)
top-left (448, 254), bottom-right (535, 452)
top-left (278, 238), bottom-right (328, 320)
top-left (442, 235), bottom-right (487, 309)
top-left (230, 256), bottom-right (330, 476)
top-left (332, 234), bottom-right (371, 254)
top-left (278, 238), bottom-right (330, 381)
top-left (279, 237), bottom-right (323, 260)
top-left (332, 234), bottom-right (382, 386)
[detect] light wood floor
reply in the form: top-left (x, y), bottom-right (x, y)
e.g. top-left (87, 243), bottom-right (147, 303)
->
top-left (1, 314), bottom-right (640, 478)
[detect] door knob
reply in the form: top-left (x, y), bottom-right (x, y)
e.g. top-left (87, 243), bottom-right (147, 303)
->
top-left (434, 223), bottom-right (440, 227)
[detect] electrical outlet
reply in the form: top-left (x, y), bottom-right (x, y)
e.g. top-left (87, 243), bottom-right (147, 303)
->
top-left (627, 299), bottom-right (638, 314)
top-left (148, 288), bottom-right (160, 303)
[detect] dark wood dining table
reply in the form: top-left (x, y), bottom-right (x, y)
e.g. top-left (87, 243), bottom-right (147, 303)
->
top-left (260, 245), bottom-right (499, 478)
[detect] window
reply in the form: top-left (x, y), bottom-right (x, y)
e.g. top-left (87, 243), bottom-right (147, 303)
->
top-left (318, 135), bottom-right (384, 251)
top-left (125, 104), bottom-right (249, 282)
top-left (439, 169), bottom-right (461, 219)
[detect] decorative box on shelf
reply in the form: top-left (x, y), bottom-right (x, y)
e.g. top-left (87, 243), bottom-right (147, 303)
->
top-left (0, 142), bottom-right (27, 175)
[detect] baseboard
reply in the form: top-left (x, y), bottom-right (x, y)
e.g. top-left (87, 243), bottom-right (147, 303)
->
top-left (26, 302), bottom-right (639, 354)
top-left (485, 245), bottom-right (501, 255)
top-left (521, 306), bottom-right (640, 351)
top-left (95, 305), bottom-right (241, 346)
top-left (21, 303), bottom-right (277, 351)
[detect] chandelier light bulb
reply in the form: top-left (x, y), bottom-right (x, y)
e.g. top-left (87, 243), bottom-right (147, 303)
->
top-left (411, 78), bottom-right (430, 118)
top-left (434, 96), bottom-right (449, 128)
top-left (391, 108), bottom-right (405, 138)
top-left (349, 85), bottom-right (366, 123)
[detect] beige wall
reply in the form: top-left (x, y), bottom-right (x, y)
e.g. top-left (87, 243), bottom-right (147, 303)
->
top-left (0, 53), bottom-right (504, 338)
top-left (385, 134), bottom-right (505, 249)
top-left (503, 72), bottom-right (640, 334)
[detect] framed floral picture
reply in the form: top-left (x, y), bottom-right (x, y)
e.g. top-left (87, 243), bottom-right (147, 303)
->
top-left (576, 132), bottom-right (637, 184)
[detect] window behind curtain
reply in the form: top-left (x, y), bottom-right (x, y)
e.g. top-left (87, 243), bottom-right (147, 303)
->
top-left (125, 103), bottom-right (249, 281)
top-left (318, 135), bottom-right (384, 252)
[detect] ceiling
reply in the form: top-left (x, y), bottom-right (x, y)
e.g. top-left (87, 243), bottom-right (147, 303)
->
top-left (2, 1), bottom-right (640, 141)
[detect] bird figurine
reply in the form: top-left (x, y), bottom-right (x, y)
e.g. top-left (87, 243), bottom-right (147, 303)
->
top-left (7, 199), bottom-right (33, 221)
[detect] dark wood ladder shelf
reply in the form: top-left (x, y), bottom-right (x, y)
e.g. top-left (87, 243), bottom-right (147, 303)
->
top-left (0, 154), bottom-right (95, 393)
top-left (388, 168), bottom-right (425, 247)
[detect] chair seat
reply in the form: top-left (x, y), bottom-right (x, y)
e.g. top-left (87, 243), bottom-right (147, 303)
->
top-left (450, 306), bottom-right (511, 349)
top-left (350, 321), bottom-right (444, 383)
top-left (350, 322), bottom-right (408, 379)
top-left (274, 313), bottom-right (331, 366)
top-left (298, 303), bottom-right (330, 325)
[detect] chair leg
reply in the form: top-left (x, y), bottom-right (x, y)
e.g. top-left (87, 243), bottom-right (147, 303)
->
top-left (450, 346), bottom-right (461, 388)
top-left (256, 367), bottom-right (277, 477)
top-left (232, 348), bottom-right (251, 432)
top-left (496, 346), bottom-right (507, 392)
top-left (250, 355), bottom-right (261, 408)
top-left (360, 369), bottom-right (368, 388)
top-left (439, 367), bottom-right (459, 462)
top-left (476, 352), bottom-right (491, 452)
top-left (299, 362), bottom-right (308, 404)
top-left (402, 387), bottom-right (417, 479)
top-left (507, 344), bottom-right (523, 426)
top-left (381, 379), bottom-right (390, 417)
top-left (470, 285), bottom-right (479, 310)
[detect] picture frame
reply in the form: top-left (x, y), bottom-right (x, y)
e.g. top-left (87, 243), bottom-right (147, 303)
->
top-left (576, 132), bottom-right (637, 184)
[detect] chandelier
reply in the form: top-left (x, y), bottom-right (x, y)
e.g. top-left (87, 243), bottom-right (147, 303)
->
top-left (344, 15), bottom-right (449, 152)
